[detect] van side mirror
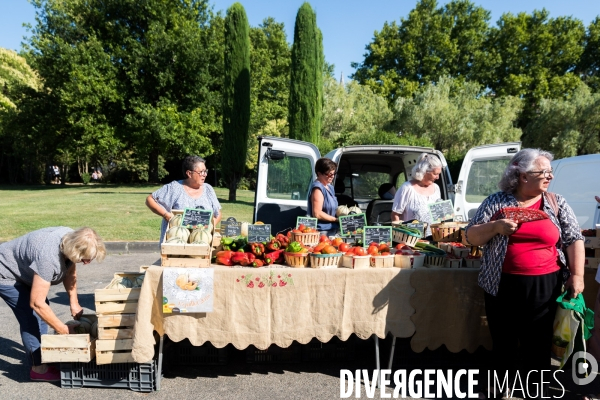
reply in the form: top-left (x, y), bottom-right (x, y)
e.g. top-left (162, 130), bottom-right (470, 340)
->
top-left (266, 149), bottom-right (286, 160)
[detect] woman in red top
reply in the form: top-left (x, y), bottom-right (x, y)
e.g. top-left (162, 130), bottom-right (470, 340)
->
top-left (466, 149), bottom-right (585, 399)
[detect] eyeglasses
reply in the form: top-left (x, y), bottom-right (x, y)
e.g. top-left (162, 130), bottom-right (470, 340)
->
top-left (322, 171), bottom-right (336, 178)
top-left (191, 169), bottom-right (209, 176)
top-left (527, 169), bottom-right (553, 178)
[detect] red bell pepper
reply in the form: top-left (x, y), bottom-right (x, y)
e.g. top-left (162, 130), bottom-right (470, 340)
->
top-left (266, 239), bottom-right (280, 251)
top-left (231, 252), bottom-right (248, 265)
top-left (250, 243), bottom-right (265, 257)
top-left (264, 249), bottom-right (285, 265)
top-left (216, 250), bottom-right (234, 259)
top-left (252, 259), bottom-right (264, 268)
top-left (216, 256), bottom-right (233, 266)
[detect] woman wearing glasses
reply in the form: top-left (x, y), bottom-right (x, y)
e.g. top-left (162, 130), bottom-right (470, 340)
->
top-left (146, 155), bottom-right (222, 241)
top-left (465, 148), bottom-right (584, 399)
top-left (307, 158), bottom-right (339, 236)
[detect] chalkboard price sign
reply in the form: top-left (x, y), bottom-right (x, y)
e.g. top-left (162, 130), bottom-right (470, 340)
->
top-left (296, 216), bottom-right (318, 229)
top-left (428, 200), bottom-right (455, 224)
top-left (181, 208), bottom-right (213, 229)
top-left (404, 222), bottom-right (425, 237)
top-left (339, 214), bottom-right (367, 237)
top-left (248, 224), bottom-right (271, 243)
top-left (363, 226), bottom-right (392, 246)
top-left (221, 217), bottom-right (242, 237)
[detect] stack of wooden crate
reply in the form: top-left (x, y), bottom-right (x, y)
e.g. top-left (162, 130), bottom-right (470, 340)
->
top-left (160, 209), bottom-right (220, 267)
top-left (584, 224), bottom-right (600, 268)
top-left (93, 272), bottom-right (143, 364)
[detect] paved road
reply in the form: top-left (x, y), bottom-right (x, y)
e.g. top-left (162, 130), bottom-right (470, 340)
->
top-left (0, 252), bottom-right (598, 399)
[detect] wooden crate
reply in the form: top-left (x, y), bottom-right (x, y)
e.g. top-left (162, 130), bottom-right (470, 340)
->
top-left (95, 339), bottom-right (134, 365)
top-left (161, 242), bottom-right (211, 267)
top-left (95, 272), bottom-right (142, 314)
top-left (41, 314), bottom-right (98, 363)
top-left (97, 314), bottom-right (135, 340)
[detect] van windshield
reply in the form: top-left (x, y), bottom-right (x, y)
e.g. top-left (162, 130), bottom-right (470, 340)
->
top-left (349, 172), bottom-right (390, 200)
top-left (465, 159), bottom-right (507, 202)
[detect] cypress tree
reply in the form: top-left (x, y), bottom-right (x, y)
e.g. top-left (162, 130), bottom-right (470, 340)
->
top-left (289, 2), bottom-right (323, 143)
top-left (222, 3), bottom-right (250, 201)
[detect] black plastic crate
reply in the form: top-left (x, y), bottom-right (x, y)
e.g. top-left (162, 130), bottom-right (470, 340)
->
top-left (302, 336), bottom-right (356, 362)
top-left (60, 359), bottom-right (156, 392)
top-left (246, 342), bottom-right (302, 364)
top-left (164, 338), bottom-right (228, 366)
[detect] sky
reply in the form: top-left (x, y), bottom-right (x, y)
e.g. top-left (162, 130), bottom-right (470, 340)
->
top-left (1, 0), bottom-right (598, 80)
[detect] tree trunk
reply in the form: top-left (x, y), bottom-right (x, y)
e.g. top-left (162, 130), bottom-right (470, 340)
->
top-left (228, 173), bottom-right (237, 202)
top-left (149, 149), bottom-right (160, 183)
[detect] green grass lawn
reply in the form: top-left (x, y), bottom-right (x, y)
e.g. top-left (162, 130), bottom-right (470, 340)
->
top-left (0, 184), bottom-right (255, 241)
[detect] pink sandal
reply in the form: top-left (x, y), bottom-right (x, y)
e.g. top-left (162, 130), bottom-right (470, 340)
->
top-left (30, 365), bottom-right (60, 382)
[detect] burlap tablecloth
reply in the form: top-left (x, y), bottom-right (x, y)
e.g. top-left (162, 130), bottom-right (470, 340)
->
top-left (132, 266), bottom-right (416, 363)
top-left (409, 268), bottom-right (492, 353)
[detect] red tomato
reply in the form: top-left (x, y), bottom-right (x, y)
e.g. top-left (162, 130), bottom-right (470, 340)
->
top-left (331, 238), bottom-right (344, 247)
top-left (367, 245), bottom-right (379, 256)
top-left (338, 243), bottom-right (351, 252)
top-left (369, 242), bottom-right (379, 247)
top-left (380, 251), bottom-right (391, 256)
top-left (354, 247), bottom-right (367, 256)
top-left (319, 235), bottom-right (330, 243)
top-left (298, 224), bottom-right (305, 231)
top-left (378, 244), bottom-right (390, 253)
top-left (395, 243), bottom-right (407, 250)
top-left (345, 251), bottom-right (355, 256)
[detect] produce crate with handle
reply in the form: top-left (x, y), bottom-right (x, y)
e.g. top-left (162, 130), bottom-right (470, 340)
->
top-left (284, 252), bottom-right (310, 268)
top-left (41, 314), bottom-right (98, 363)
top-left (161, 209), bottom-right (213, 267)
top-left (95, 272), bottom-right (144, 315)
top-left (290, 231), bottom-right (319, 247)
top-left (95, 339), bottom-right (134, 365)
top-left (430, 222), bottom-right (468, 242)
top-left (392, 226), bottom-right (421, 247)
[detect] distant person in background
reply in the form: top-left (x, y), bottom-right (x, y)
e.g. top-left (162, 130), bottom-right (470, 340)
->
top-left (96, 169), bottom-right (102, 181)
top-left (391, 153), bottom-right (442, 237)
top-left (91, 170), bottom-right (99, 182)
top-left (307, 158), bottom-right (339, 236)
top-left (52, 165), bottom-right (61, 184)
top-left (146, 155), bottom-right (222, 242)
top-left (0, 227), bottom-right (106, 382)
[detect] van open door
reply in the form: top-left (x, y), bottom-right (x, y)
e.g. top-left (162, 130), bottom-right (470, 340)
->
top-left (253, 136), bottom-right (320, 234)
top-left (453, 142), bottom-right (521, 221)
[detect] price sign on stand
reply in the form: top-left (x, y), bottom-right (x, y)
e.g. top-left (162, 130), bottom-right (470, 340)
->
top-left (248, 224), bottom-right (271, 243)
top-left (363, 226), bottom-right (392, 246)
top-left (221, 217), bottom-right (242, 237)
top-left (339, 214), bottom-right (367, 237)
top-left (296, 216), bottom-right (318, 229)
top-left (428, 200), bottom-right (455, 224)
top-left (181, 208), bottom-right (213, 229)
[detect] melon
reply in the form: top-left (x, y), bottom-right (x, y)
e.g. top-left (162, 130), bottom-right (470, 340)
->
top-left (168, 213), bottom-right (183, 228)
top-left (66, 317), bottom-right (93, 334)
top-left (336, 205), bottom-right (350, 216)
top-left (189, 228), bottom-right (212, 245)
top-left (133, 275), bottom-right (144, 288)
top-left (241, 222), bottom-right (249, 237)
top-left (166, 237), bottom-right (186, 244)
top-left (166, 226), bottom-right (190, 242)
top-left (348, 206), bottom-right (362, 215)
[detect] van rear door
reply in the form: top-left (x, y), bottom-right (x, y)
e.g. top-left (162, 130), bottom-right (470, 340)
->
top-left (253, 136), bottom-right (320, 234)
top-left (454, 142), bottom-right (521, 221)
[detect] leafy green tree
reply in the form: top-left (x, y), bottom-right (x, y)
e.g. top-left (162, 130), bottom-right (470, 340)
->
top-left (482, 9), bottom-right (585, 129)
top-left (392, 76), bottom-right (523, 159)
top-left (0, 48), bottom-right (41, 111)
top-left (321, 76), bottom-right (393, 152)
top-left (579, 17), bottom-right (600, 92)
top-left (222, 2), bottom-right (250, 201)
top-left (288, 2), bottom-right (323, 143)
top-left (352, 0), bottom-right (490, 103)
top-left (22, 0), bottom-right (222, 183)
top-left (524, 83), bottom-right (600, 158)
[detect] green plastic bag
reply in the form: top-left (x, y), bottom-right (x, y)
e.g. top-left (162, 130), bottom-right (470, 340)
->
top-left (553, 291), bottom-right (595, 369)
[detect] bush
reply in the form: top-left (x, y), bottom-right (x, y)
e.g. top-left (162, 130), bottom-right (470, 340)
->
top-left (81, 172), bottom-right (91, 185)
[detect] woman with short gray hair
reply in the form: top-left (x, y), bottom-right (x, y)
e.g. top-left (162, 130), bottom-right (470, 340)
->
top-left (391, 153), bottom-right (443, 237)
top-left (465, 148), bottom-right (584, 398)
top-left (0, 227), bottom-right (106, 381)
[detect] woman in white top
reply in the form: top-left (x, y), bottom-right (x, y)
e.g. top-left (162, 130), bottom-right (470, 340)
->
top-left (391, 153), bottom-right (442, 237)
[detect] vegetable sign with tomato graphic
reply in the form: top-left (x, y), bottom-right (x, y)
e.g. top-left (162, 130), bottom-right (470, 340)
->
top-left (338, 214), bottom-right (367, 237)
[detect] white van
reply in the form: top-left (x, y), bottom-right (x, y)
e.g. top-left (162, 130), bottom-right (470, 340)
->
top-left (252, 136), bottom-right (521, 233)
top-left (548, 154), bottom-right (600, 229)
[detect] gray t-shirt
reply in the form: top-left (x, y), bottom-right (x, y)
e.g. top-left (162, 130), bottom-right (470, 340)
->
top-left (0, 227), bottom-right (73, 286)
top-left (152, 181), bottom-right (222, 241)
